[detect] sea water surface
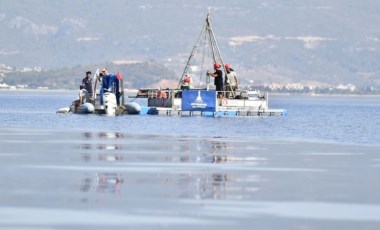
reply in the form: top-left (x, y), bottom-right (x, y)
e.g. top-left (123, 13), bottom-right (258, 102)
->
top-left (0, 90), bottom-right (380, 229)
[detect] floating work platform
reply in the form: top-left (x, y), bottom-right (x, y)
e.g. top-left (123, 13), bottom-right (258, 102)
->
top-left (139, 106), bottom-right (287, 117)
top-left (135, 89), bottom-right (287, 117)
top-left (131, 14), bottom-right (287, 118)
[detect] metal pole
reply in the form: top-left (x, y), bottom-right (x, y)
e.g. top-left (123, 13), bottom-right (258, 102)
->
top-left (177, 18), bottom-right (208, 89)
top-left (207, 14), bottom-right (234, 97)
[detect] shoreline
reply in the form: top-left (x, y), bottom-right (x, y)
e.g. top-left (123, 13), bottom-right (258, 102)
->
top-left (1, 88), bottom-right (379, 97)
top-left (0, 88), bottom-right (139, 95)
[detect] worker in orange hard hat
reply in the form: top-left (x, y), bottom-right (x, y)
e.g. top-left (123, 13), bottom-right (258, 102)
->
top-left (214, 63), bottom-right (221, 70)
top-left (207, 63), bottom-right (224, 98)
top-left (101, 68), bottom-right (109, 75)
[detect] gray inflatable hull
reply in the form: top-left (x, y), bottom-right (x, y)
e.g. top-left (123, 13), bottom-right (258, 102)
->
top-left (125, 102), bottom-right (141, 114)
top-left (71, 102), bottom-right (95, 114)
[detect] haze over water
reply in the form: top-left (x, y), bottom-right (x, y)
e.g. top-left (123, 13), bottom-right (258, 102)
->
top-left (0, 90), bottom-right (380, 229)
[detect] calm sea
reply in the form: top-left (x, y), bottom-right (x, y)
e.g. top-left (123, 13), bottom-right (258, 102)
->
top-left (0, 90), bottom-right (380, 229)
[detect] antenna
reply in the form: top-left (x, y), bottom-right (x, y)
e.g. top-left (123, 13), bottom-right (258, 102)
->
top-left (177, 10), bottom-right (226, 92)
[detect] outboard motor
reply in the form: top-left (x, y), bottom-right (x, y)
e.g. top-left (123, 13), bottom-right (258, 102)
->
top-left (103, 92), bottom-right (117, 116)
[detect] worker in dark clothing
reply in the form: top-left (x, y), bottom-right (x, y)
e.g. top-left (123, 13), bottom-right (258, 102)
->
top-left (82, 71), bottom-right (93, 101)
top-left (207, 63), bottom-right (224, 98)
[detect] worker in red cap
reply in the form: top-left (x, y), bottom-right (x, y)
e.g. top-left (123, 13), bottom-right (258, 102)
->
top-left (181, 74), bottom-right (191, 90)
top-left (207, 63), bottom-right (224, 98)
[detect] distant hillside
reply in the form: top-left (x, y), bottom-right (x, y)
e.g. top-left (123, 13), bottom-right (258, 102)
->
top-left (1, 0), bottom-right (380, 88)
top-left (3, 61), bottom-right (179, 90)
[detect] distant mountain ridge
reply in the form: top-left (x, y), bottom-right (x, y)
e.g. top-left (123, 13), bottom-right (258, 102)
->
top-left (1, 0), bottom-right (380, 88)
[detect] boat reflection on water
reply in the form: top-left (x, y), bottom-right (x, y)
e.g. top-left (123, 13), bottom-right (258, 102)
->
top-left (79, 173), bottom-right (123, 195)
top-left (83, 131), bottom-right (125, 139)
top-left (76, 131), bottom-right (266, 200)
top-left (78, 132), bottom-right (126, 197)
